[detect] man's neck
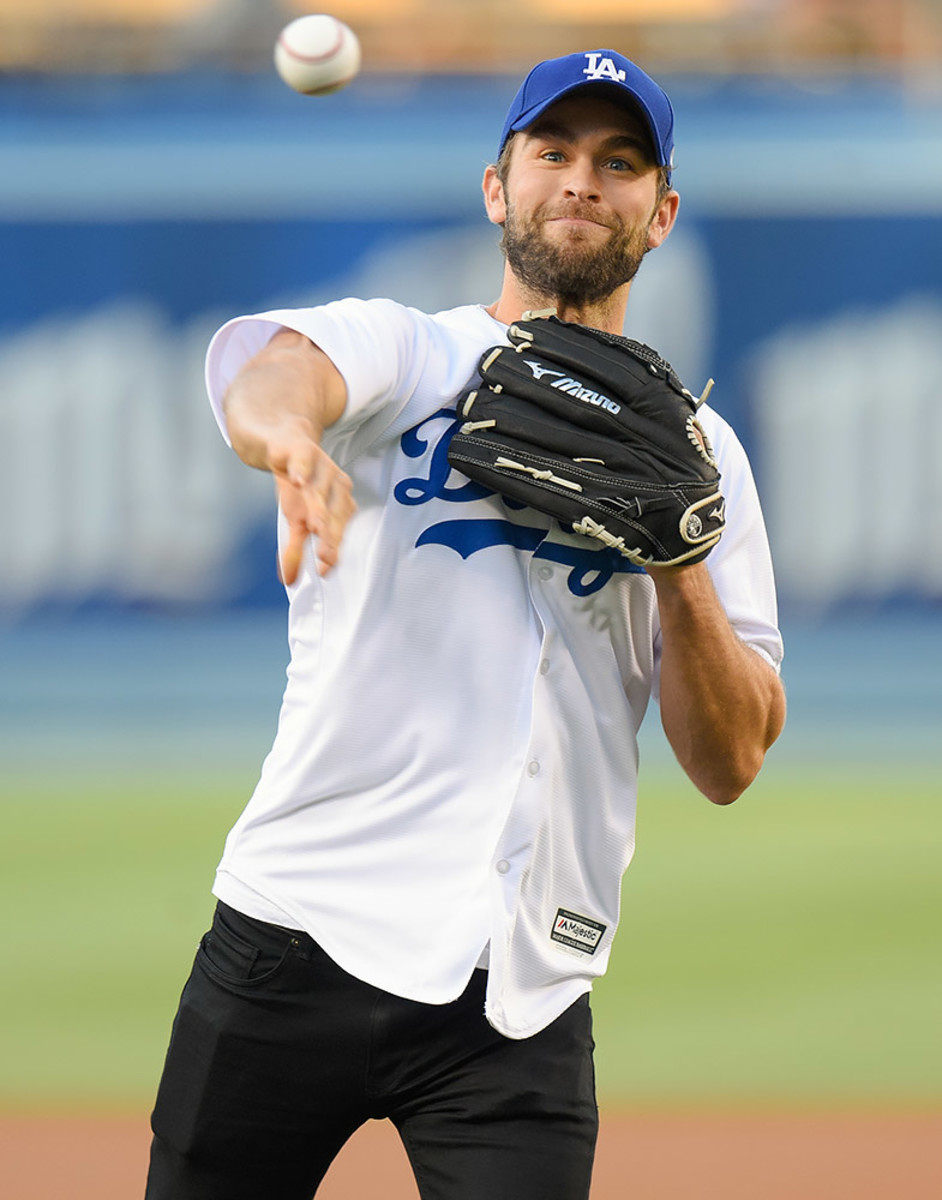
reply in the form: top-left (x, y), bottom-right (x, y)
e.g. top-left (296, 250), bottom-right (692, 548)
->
top-left (485, 269), bottom-right (632, 333)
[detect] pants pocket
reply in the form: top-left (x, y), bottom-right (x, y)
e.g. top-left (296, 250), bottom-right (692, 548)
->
top-left (197, 904), bottom-right (293, 987)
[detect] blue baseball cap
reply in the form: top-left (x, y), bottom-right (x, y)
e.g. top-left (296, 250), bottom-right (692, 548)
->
top-left (498, 50), bottom-right (675, 180)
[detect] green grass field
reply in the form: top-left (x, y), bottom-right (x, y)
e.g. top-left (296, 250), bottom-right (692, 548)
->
top-left (1, 761), bottom-right (940, 1111)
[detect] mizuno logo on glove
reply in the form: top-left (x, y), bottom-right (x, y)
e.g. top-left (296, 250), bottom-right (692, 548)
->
top-left (523, 360), bottom-right (565, 382)
top-left (524, 360), bottom-right (622, 415)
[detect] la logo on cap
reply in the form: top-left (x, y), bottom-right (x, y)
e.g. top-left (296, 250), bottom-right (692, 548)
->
top-left (582, 53), bottom-right (627, 83)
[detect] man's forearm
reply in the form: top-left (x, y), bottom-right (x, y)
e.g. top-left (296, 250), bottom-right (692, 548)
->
top-left (650, 563), bottom-right (786, 805)
top-left (223, 329), bottom-right (347, 473)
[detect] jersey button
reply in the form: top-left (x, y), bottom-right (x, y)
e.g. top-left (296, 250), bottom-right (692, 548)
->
top-left (496, 859), bottom-right (511, 875)
top-left (537, 566), bottom-right (553, 581)
top-left (539, 658), bottom-right (550, 675)
top-left (527, 760), bottom-right (540, 777)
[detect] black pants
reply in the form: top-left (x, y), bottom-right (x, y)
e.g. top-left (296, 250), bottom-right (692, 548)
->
top-left (146, 902), bottom-right (599, 1200)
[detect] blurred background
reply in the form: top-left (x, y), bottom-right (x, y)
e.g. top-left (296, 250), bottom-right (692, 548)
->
top-left (2, 0), bottom-right (942, 624)
top-left (1, 0), bottom-right (941, 1173)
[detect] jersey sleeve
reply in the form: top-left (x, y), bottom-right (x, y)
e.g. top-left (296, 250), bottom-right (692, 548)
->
top-left (204, 298), bottom-right (435, 464)
top-left (651, 409), bottom-right (784, 698)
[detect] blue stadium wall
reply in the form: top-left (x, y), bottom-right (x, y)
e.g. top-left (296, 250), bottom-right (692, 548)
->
top-left (2, 71), bottom-right (941, 616)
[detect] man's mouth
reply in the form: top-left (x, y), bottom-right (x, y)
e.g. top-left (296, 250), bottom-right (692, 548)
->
top-left (545, 210), bottom-right (613, 232)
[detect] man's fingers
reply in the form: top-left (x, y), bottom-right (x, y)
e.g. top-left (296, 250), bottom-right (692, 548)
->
top-left (311, 468), bottom-right (356, 575)
top-left (278, 521), bottom-right (307, 586)
top-left (274, 448), bottom-right (355, 580)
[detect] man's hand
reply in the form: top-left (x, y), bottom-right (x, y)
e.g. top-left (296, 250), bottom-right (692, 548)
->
top-left (447, 315), bottom-right (725, 568)
top-left (273, 432), bottom-right (356, 583)
top-left (222, 329), bottom-right (353, 581)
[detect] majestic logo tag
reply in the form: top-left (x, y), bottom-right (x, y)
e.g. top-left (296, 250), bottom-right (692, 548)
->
top-left (551, 908), bottom-right (607, 955)
top-left (583, 53), bottom-right (627, 83)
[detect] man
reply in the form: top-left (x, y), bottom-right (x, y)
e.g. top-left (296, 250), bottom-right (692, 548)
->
top-left (146, 49), bottom-right (785, 1200)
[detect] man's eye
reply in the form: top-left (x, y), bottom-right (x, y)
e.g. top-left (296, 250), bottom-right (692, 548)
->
top-left (541, 150), bottom-right (566, 162)
top-left (605, 157), bottom-right (634, 172)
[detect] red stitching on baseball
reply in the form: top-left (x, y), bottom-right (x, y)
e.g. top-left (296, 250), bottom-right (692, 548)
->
top-left (278, 26), bottom-right (344, 64)
top-left (298, 73), bottom-right (357, 94)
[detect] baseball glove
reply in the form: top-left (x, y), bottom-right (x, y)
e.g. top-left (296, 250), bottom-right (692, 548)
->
top-left (447, 314), bottom-right (725, 568)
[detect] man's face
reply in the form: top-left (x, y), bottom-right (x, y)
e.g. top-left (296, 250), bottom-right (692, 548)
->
top-left (488, 92), bottom-right (675, 307)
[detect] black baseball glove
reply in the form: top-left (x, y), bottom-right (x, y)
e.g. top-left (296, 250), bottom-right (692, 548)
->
top-left (446, 314), bottom-right (725, 568)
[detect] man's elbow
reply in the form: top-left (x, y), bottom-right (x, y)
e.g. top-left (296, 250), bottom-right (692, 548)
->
top-left (673, 732), bottom-right (771, 805)
top-left (701, 753), bottom-right (764, 806)
top-left (702, 698), bottom-right (786, 806)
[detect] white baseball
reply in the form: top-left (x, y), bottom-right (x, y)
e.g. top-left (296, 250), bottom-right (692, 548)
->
top-left (274, 15), bottom-right (361, 96)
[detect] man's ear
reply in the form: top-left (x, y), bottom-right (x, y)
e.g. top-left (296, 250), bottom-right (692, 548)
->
top-left (647, 190), bottom-right (680, 250)
top-left (483, 164), bottom-right (507, 226)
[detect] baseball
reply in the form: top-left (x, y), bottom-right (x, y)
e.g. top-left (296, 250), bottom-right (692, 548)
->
top-left (274, 14), bottom-right (361, 96)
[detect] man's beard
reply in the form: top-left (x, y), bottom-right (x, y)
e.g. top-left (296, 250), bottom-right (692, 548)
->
top-left (501, 200), bottom-right (651, 307)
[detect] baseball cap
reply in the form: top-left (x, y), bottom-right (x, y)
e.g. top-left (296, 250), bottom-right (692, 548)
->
top-left (498, 50), bottom-right (675, 180)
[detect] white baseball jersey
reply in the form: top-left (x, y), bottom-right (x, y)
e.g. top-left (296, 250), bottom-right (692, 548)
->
top-left (204, 298), bottom-right (783, 1039)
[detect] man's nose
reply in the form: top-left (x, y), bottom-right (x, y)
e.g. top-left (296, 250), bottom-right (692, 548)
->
top-left (562, 159), bottom-right (601, 200)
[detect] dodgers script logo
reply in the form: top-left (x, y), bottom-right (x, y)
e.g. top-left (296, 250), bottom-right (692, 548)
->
top-left (393, 409), bottom-right (642, 597)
